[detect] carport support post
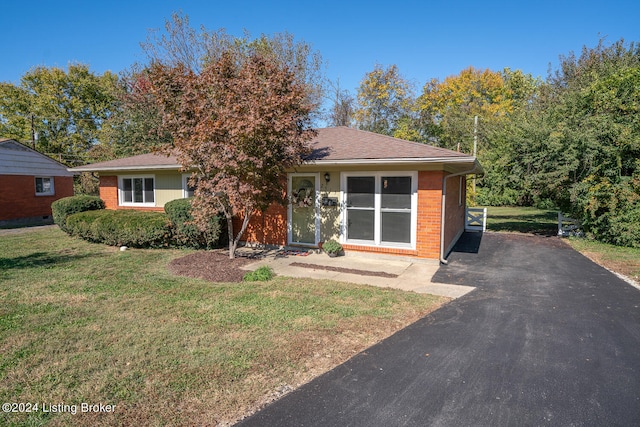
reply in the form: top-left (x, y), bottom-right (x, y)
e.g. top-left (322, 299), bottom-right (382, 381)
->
top-left (440, 163), bottom-right (482, 265)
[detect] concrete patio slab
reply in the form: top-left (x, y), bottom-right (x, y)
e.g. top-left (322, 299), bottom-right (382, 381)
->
top-left (239, 249), bottom-right (475, 299)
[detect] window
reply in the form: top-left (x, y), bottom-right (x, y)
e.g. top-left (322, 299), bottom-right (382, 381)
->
top-left (182, 174), bottom-right (196, 198)
top-left (119, 176), bottom-right (155, 206)
top-left (35, 177), bottom-right (54, 196)
top-left (346, 176), bottom-right (375, 240)
top-left (343, 172), bottom-right (417, 248)
top-left (381, 176), bottom-right (412, 244)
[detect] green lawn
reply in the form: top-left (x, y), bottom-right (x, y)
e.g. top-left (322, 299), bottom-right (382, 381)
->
top-left (0, 228), bottom-right (445, 426)
top-left (483, 206), bottom-right (639, 283)
top-left (485, 206), bottom-right (558, 235)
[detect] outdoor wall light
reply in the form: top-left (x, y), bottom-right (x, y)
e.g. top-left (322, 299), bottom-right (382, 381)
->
top-left (324, 172), bottom-right (331, 183)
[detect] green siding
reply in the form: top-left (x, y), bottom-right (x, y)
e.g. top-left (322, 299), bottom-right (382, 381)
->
top-left (319, 171), bottom-right (341, 242)
top-left (155, 173), bottom-right (183, 207)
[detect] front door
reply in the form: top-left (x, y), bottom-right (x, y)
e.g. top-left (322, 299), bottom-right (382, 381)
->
top-left (289, 174), bottom-right (319, 245)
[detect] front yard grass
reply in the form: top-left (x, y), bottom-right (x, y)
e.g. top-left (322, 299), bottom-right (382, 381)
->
top-left (485, 206), bottom-right (639, 284)
top-left (485, 206), bottom-right (557, 235)
top-left (0, 228), bottom-right (447, 426)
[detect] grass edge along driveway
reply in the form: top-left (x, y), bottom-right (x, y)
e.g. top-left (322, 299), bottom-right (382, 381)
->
top-left (0, 228), bottom-right (447, 426)
top-left (485, 206), bottom-right (640, 283)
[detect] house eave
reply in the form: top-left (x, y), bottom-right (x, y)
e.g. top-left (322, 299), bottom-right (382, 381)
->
top-left (300, 157), bottom-right (484, 174)
top-left (68, 164), bottom-right (183, 173)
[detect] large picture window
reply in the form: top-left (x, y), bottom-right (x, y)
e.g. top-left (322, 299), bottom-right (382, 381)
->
top-left (343, 172), bottom-right (416, 248)
top-left (119, 176), bottom-right (155, 206)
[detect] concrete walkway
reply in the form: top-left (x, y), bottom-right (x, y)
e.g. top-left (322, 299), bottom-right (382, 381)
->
top-left (0, 224), bottom-right (57, 236)
top-left (240, 249), bottom-right (475, 299)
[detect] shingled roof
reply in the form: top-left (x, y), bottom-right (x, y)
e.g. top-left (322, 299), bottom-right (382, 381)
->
top-left (70, 127), bottom-right (481, 173)
top-left (306, 127), bottom-right (472, 162)
top-left (70, 151), bottom-right (181, 172)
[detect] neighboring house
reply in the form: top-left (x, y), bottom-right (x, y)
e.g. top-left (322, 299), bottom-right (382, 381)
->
top-left (70, 127), bottom-right (483, 261)
top-left (0, 139), bottom-right (75, 227)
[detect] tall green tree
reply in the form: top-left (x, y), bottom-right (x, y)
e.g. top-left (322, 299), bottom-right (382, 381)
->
top-left (100, 67), bottom-right (173, 158)
top-left (480, 38), bottom-right (640, 246)
top-left (0, 64), bottom-right (118, 165)
top-left (541, 41), bottom-right (640, 246)
top-left (418, 66), bottom-right (537, 153)
top-left (354, 64), bottom-right (415, 136)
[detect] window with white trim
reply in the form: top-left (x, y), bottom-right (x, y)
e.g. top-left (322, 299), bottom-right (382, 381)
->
top-left (342, 172), bottom-right (417, 248)
top-left (182, 174), bottom-right (196, 198)
top-left (35, 177), bottom-right (55, 196)
top-left (119, 176), bottom-right (155, 206)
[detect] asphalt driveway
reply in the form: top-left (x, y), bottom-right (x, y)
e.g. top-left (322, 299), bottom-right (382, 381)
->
top-left (236, 232), bottom-right (640, 426)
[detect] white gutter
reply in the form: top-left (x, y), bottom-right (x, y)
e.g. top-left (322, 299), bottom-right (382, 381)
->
top-left (440, 161), bottom-right (483, 265)
top-left (68, 164), bottom-right (182, 172)
top-left (304, 156), bottom-right (478, 166)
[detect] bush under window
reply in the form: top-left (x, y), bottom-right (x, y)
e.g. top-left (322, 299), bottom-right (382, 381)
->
top-left (52, 195), bottom-right (105, 233)
top-left (66, 210), bottom-right (172, 248)
top-left (164, 198), bottom-right (227, 249)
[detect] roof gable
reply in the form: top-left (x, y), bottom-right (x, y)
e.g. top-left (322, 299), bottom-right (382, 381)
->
top-left (0, 139), bottom-right (75, 177)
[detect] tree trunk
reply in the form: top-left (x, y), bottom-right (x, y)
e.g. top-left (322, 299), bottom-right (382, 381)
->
top-left (228, 212), bottom-right (253, 259)
top-left (226, 215), bottom-right (236, 259)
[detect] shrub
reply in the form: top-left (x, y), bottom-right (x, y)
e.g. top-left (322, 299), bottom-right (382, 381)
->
top-left (52, 195), bottom-right (105, 233)
top-left (66, 210), bottom-right (172, 248)
top-left (164, 198), bottom-right (227, 248)
top-left (243, 266), bottom-right (274, 282)
top-left (571, 178), bottom-right (640, 248)
top-left (322, 239), bottom-right (343, 255)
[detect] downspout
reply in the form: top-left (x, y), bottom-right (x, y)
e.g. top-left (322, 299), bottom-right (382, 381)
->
top-left (440, 162), bottom-right (482, 265)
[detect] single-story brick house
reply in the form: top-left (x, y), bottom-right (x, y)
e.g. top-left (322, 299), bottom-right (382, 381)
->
top-left (70, 127), bottom-right (483, 261)
top-left (0, 139), bottom-right (75, 226)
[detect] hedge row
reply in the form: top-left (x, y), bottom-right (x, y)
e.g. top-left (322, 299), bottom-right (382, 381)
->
top-left (66, 210), bottom-right (172, 248)
top-left (57, 196), bottom-right (227, 249)
top-left (52, 195), bottom-right (105, 232)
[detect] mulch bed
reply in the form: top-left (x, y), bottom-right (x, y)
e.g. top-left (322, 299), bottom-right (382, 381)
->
top-left (169, 251), bottom-right (400, 283)
top-left (289, 262), bottom-right (398, 278)
top-left (168, 251), bottom-right (256, 283)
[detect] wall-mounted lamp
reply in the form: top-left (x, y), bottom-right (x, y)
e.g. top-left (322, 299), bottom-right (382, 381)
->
top-left (324, 172), bottom-right (331, 183)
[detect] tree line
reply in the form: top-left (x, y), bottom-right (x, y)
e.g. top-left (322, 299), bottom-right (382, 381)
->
top-left (0, 13), bottom-right (638, 248)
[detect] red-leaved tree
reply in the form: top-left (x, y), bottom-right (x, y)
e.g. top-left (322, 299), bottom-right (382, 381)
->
top-left (149, 52), bottom-right (316, 258)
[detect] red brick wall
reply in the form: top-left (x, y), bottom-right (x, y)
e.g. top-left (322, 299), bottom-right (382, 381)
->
top-left (443, 175), bottom-right (466, 255)
top-left (416, 170), bottom-right (444, 259)
top-left (99, 176), bottom-right (118, 209)
top-left (0, 175), bottom-right (74, 221)
top-left (341, 244), bottom-right (419, 257)
top-left (233, 203), bottom-right (288, 246)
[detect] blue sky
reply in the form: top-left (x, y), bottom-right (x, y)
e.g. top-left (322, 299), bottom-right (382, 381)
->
top-left (2, 0), bottom-right (639, 100)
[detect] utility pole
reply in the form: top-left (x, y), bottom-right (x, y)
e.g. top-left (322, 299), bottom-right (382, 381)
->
top-left (31, 113), bottom-right (36, 149)
top-left (473, 115), bottom-right (478, 194)
top-left (473, 115), bottom-right (478, 157)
